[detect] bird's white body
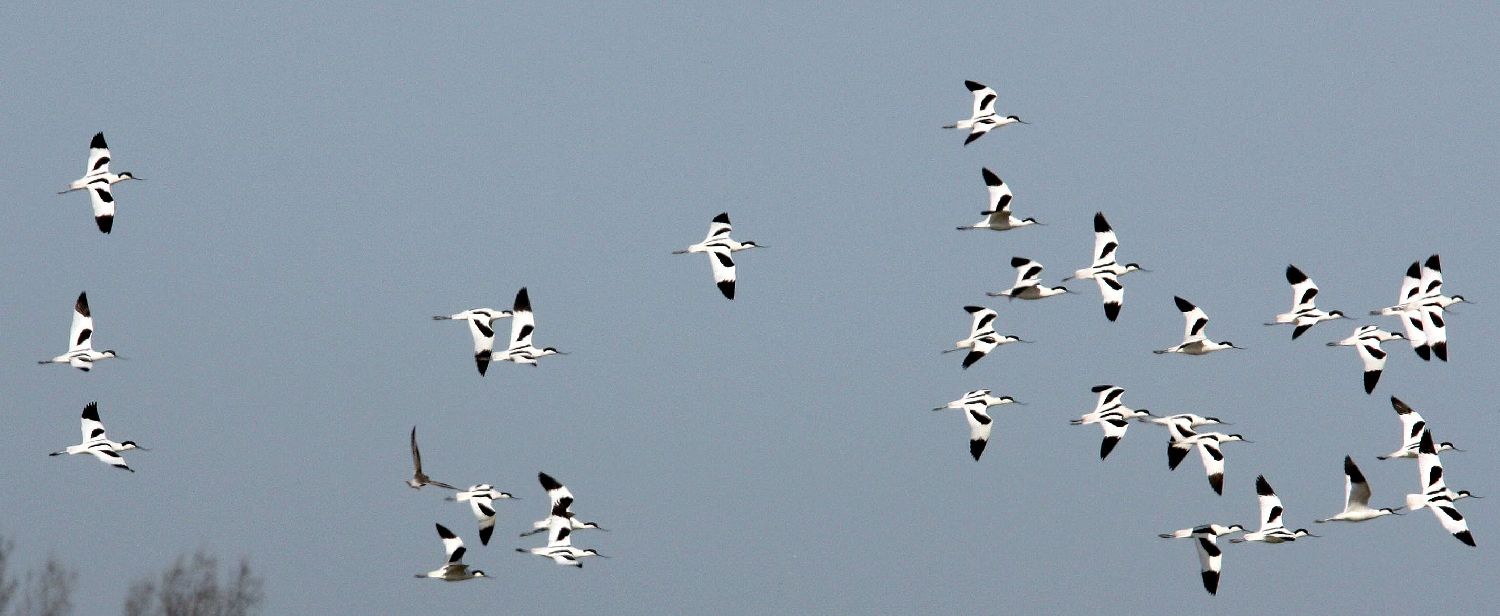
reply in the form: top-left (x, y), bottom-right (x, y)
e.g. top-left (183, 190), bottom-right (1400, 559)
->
top-left (987, 257), bottom-right (1070, 300)
top-left (1068, 213), bottom-right (1144, 321)
top-left (1376, 397), bottom-right (1461, 460)
top-left (675, 213), bottom-right (760, 300)
top-left (1155, 296), bottom-right (1241, 355)
top-left (451, 484), bottom-right (516, 546)
top-left (1404, 430), bottom-right (1476, 546)
top-left (933, 389), bottom-right (1020, 461)
top-left (944, 306), bottom-right (1024, 369)
top-left (406, 426), bottom-right (457, 490)
top-left (518, 516), bottom-right (607, 567)
top-left (943, 81), bottom-right (1025, 145)
top-left (417, 524), bottom-right (487, 581)
top-left (956, 168), bottom-right (1040, 231)
top-left (1375, 256), bottom-right (1464, 361)
top-left (1070, 385), bottom-right (1155, 460)
top-left (59, 133), bottom-right (141, 234)
top-left (495, 287), bottom-right (565, 366)
top-left (1326, 325), bottom-right (1404, 394)
top-left (49, 402), bottom-right (139, 472)
top-left (39, 292), bottom-right (120, 371)
top-left (520, 472), bottom-right (607, 538)
top-left (1233, 475), bottom-right (1314, 544)
top-left (1158, 524), bottom-right (1245, 595)
top-left (1268, 265), bottom-right (1347, 339)
top-left (1178, 432), bottom-right (1251, 495)
top-left (433, 307), bottom-right (512, 376)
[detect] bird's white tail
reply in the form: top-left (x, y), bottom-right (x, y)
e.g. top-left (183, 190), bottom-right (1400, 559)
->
top-left (1405, 493), bottom-right (1427, 512)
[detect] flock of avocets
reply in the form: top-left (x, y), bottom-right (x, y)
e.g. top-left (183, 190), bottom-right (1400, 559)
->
top-left (44, 80), bottom-right (1476, 590)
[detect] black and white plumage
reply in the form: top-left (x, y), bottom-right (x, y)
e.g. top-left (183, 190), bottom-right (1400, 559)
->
top-left (1267, 265), bottom-right (1346, 339)
top-left (1377, 397), bottom-right (1462, 460)
top-left (48, 402), bottom-right (142, 472)
top-left (955, 168), bottom-right (1040, 232)
top-left (1316, 456), bottom-right (1401, 523)
top-left (58, 132), bottom-right (142, 234)
top-left (1155, 296), bottom-right (1242, 355)
top-left (38, 292), bottom-right (120, 371)
top-left (499, 287), bottom-right (565, 365)
top-left (1158, 524), bottom-right (1245, 595)
top-left (1065, 213), bottom-right (1144, 321)
top-left (1326, 325), bottom-right (1404, 394)
top-left (433, 306), bottom-right (512, 376)
top-left (1179, 432), bottom-right (1251, 495)
top-left (450, 484), bottom-right (517, 546)
top-left (1404, 431), bottom-right (1476, 546)
top-left (517, 513), bottom-right (608, 567)
top-left (1145, 414), bottom-right (1228, 471)
top-left (1375, 256), bottom-right (1467, 361)
top-left (520, 472), bottom-right (607, 537)
top-left (942, 306), bottom-right (1025, 369)
top-left (942, 81), bottom-right (1025, 145)
top-left (1070, 385), bottom-right (1156, 460)
top-left (406, 427), bottom-right (457, 490)
top-left (1232, 475), bottom-right (1315, 543)
top-left (416, 523), bottom-right (487, 581)
top-left (932, 389), bottom-right (1021, 461)
top-left (673, 213), bottom-right (761, 299)
top-left (986, 257), bottom-right (1070, 300)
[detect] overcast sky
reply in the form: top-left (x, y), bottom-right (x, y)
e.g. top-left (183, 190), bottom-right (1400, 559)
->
top-left (2, 2), bottom-right (1497, 613)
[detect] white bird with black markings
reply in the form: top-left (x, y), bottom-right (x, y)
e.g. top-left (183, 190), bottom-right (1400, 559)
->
top-left (942, 80), bottom-right (1026, 146)
top-left (1405, 431), bottom-right (1476, 546)
top-left (674, 212), bottom-right (761, 300)
top-left (1180, 432), bottom-right (1251, 495)
top-left (1070, 385), bottom-right (1156, 460)
top-left (38, 292), bottom-right (120, 371)
top-left (517, 505), bottom-right (609, 567)
top-left (432, 306), bottom-right (512, 376)
top-left (1158, 524), bottom-right (1245, 595)
top-left (1146, 414), bottom-right (1228, 471)
top-left (1065, 212), bottom-right (1145, 321)
top-left (955, 168), bottom-right (1040, 232)
top-left (498, 287), bottom-right (565, 365)
top-left (987, 257), bottom-right (1070, 300)
top-left (520, 472), bottom-right (607, 537)
top-left (1414, 255), bottom-right (1464, 362)
top-left (942, 306), bottom-right (1025, 369)
top-left (932, 389), bottom-right (1021, 461)
top-left (58, 132), bottom-right (142, 234)
top-left (449, 484), bottom-right (517, 546)
top-left (1267, 265), bottom-right (1347, 339)
top-left (1376, 397), bottom-right (1462, 460)
top-left (416, 523), bottom-right (488, 581)
top-left (406, 426), bottom-right (457, 491)
top-left (49, 402), bottom-right (142, 472)
top-left (1316, 456), bottom-right (1402, 523)
top-left (1232, 475), bottom-right (1316, 543)
top-left (1155, 296), bottom-right (1242, 355)
top-left (1326, 325), bottom-right (1404, 394)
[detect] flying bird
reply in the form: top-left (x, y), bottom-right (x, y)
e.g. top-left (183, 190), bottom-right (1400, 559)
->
top-left (517, 504), bottom-right (609, 567)
top-left (58, 132), bottom-right (142, 233)
top-left (1326, 325), bottom-right (1404, 394)
top-left (932, 389), bottom-right (1022, 460)
top-left (1144, 414), bottom-right (1228, 471)
top-left (1158, 524), bottom-right (1245, 595)
top-left (1155, 296), bottom-right (1242, 355)
top-left (1233, 475), bottom-right (1316, 543)
top-left (1179, 432), bottom-right (1251, 495)
top-left (1267, 265), bottom-right (1347, 339)
top-left (987, 257), bottom-right (1070, 300)
top-left (1377, 397), bottom-right (1462, 460)
top-left (1405, 431), bottom-right (1476, 546)
top-left (1316, 456), bottom-right (1402, 523)
top-left (498, 288), bottom-right (565, 365)
top-left (406, 426), bottom-right (457, 490)
top-left (49, 402), bottom-right (142, 472)
top-left (1065, 212), bottom-right (1145, 321)
top-left (415, 523), bottom-right (488, 581)
top-left (1070, 385), bottom-right (1156, 460)
top-left (942, 306), bottom-right (1025, 369)
top-left (942, 81), bottom-right (1025, 145)
top-left (38, 292), bottom-right (120, 371)
top-left (521, 472), bottom-right (607, 537)
top-left (432, 306), bottom-right (512, 376)
top-left (955, 168), bottom-right (1040, 232)
top-left (673, 213), bottom-right (761, 299)
top-left (449, 484), bottom-right (517, 546)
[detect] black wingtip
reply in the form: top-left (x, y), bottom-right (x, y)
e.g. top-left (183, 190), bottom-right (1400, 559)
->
top-left (1292, 324), bottom-right (1311, 340)
top-left (436, 523), bottom-right (456, 539)
top-left (1285, 264), bottom-right (1307, 284)
top-left (1173, 296), bottom-right (1194, 312)
top-left (513, 287), bottom-right (531, 312)
top-left (1167, 446), bottom-right (1189, 470)
top-left (1255, 475), bottom-right (1274, 496)
top-left (1343, 456), bottom-right (1366, 483)
top-left (1456, 530), bottom-right (1476, 547)
top-left (1432, 341), bottom-right (1447, 362)
top-left (712, 212), bottom-right (730, 224)
top-left (964, 80), bottom-right (985, 91)
top-left (961, 350), bottom-right (983, 370)
top-left (969, 439), bottom-right (986, 461)
top-left (479, 525), bottom-right (494, 546)
top-left (1099, 437), bottom-right (1120, 460)
top-left (1405, 261), bottom-right (1422, 278)
top-left (963, 132), bottom-right (983, 146)
top-left (1363, 370), bottom-right (1380, 394)
top-left (538, 472), bottom-right (563, 491)
top-left (981, 167), bottom-right (1001, 186)
top-left (1418, 430), bottom-right (1436, 455)
top-left (1390, 396), bottom-right (1411, 414)
top-left (1104, 302), bottom-right (1121, 322)
top-left (82, 402), bottom-right (100, 421)
top-left (1210, 474), bottom-right (1225, 495)
top-left (75, 292), bottom-right (91, 316)
top-left (90, 132), bottom-right (107, 149)
top-left (1090, 384), bottom-right (1116, 393)
top-left (1201, 570), bottom-right (1219, 595)
top-left (95, 215), bottom-right (114, 234)
top-left (963, 305), bottom-right (986, 314)
top-left (1415, 345), bottom-right (1431, 361)
top-left (1093, 212), bottom-right (1110, 233)
top-left (1425, 254), bottom-right (1441, 272)
top-left (1009, 256), bottom-right (1030, 268)
top-left (475, 352), bottom-right (490, 376)
top-left (717, 280), bottom-right (735, 299)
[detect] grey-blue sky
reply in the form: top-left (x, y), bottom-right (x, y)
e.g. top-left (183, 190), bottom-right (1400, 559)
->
top-left (2, 2), bottom-right (1497, 613)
